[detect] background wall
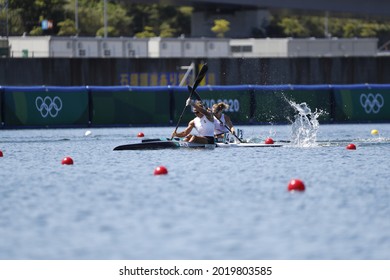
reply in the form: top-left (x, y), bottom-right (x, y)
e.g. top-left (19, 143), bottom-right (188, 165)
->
top-left (1, 57), bottom-right (390, 86)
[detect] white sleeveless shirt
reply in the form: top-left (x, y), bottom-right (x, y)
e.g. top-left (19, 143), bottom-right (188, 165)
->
top-left (194, 115), bottom-right (214, 137)
top-left (214, 114), bottom-right (229, 134)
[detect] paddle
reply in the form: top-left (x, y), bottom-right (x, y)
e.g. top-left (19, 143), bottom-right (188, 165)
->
top-left (170, 63), bottom-right (208, 140)
top-left (187, 85), bottom-right (244, 143)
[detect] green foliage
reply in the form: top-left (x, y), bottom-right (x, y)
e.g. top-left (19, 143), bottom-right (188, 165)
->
top-left (29, 26), bottom-right (43, 35)
top-left (60, 2), bottom-right (190, 37)
top-left (301, 16), bottom-right (324, 37)
top-left (0, 3), bottom-right (23, 35)
top-left (9, 0), bottom-right (66, 35)
top-left (274, 13), bottom-right (390, 41)
top-left (361, 23), bottom-right (380, 37)
top-left (135, 26), bottom-right (156, 38)
top-left (2, 1), bottom-right (390, 46)
top-left (278, 17), bottom-right (308, 37)
top-left (343, 19), bottom-right (360, 37)
top-left (178, 6), bottom-right (193, 16)
top-left (96, 26), bottom-right (118, 37)
top-left (159, 23), bottom-right (175, 38)
top-left (129, 4), bottom-right (190, 37)
top-left (211, 19), bottom-right (230, 38)
top-left (57, 19), bottom-right (76, 36)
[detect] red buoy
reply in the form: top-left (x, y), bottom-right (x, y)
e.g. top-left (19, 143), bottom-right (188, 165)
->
top-left (154, 166), bottom-right (168, 175)
top-left (0, 150), bottom-right (3, 157)
top-left (137, 132), bottom-right (145, 137)
top-left (61, 156), bottom-right (74, 165)
top-left (265, 138), bottom-right (274, 144)
top-left (288, 179), bottom-right (305, 192)
top-left (346, 143), bottom-right (356, 150)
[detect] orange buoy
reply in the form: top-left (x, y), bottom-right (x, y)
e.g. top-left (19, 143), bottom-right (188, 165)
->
top-left (265, 138), bottom-right (274, 144)
top-left (137, 132), bottom-right (145, 137)
top-left (288, 179), bottom-right (305, 192)
top-left (154, 166), bottom-right (168, 175)
top-left (61, 156), bottom-right (74, 165)
top-left (0, 150), bottom-right (3, 157)
top-left (346, 143), bottom-right (356, 150)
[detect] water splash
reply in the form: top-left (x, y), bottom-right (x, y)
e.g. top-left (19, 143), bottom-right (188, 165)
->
top-left (289, 101), bottom-right (323, 147)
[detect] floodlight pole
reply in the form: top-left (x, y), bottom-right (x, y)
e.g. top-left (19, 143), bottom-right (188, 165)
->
top-left (75, 0), bottom-right (79, 35)
top-left (324, 11), bottom-right (330, 38)
top-left (104, 0), bottom-right (107, 38)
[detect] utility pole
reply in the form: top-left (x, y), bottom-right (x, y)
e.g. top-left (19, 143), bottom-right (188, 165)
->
top-left (6, 0), bottom-right (8, 37)
top-left (104, 0), bottom-right (107, 38)
top-left (1, 0), bottom-right (9, 37)
top-left (75, 0), bottom-right (79, 35)
top-left (324, 11), bottom-right (330, 38)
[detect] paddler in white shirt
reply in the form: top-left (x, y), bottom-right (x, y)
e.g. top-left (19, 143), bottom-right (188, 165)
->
top-left (212, 102), bottom-right (235, 139)
top-left (171, 99), bottom-right (215, 144)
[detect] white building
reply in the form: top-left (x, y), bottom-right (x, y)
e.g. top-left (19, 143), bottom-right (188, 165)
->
top-left (230, 38), bottom-right (378, 57)
top-left (8, 36), bottom-right (149, 58)
top-left (148, 37), bottom-right (230, 58)
top-left (7, 36), bottom-right (379, 58)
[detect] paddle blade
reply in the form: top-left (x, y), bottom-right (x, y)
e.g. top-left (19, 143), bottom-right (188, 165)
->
top-left (192, 63), bottom-right (208, 91)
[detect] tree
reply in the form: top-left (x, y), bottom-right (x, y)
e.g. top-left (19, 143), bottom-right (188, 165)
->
top-left (64, 0), bottom-right (132, 37)
top-left (29, 26), bottom-right (43, 35)
top-left (96, 26), bottom-right (118, 37)
top-left (5, 1), bottom-right (192, 37)
top-left (343, 19), bottom-right (361, 37)
top-left (0, 2), bottom-right (24, 36)
top-left (57, 18), bottom-right (76, 36)
top-left (278, 17), bottom-right (308, 37)
top-left (3, 1), bottom-right (390, 44)
top-left (159, 22), bottom-right (175, 37)
top-left (211, 19), bottom-right (230, 38)
top-left (98, 0), bottom-right (132, 36)
top-left (135, 26), bottom-right (155, 38)
top-left (9, 0), bottom-right (67, 35)
top-left (127, 4), bottom-right (191, 37)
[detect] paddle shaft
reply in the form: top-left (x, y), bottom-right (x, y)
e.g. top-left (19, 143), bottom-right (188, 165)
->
top-left (170, 63), bottom-right (208, 140)
top-left (188, 86), bottom-right (243, 143)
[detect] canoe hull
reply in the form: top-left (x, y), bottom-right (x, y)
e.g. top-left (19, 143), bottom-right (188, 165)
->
top-left (113, 139), bottom-right (214, 150)
top-left (114, 139), bottom-right (283, 150)
top-left (113, 140), bottom-right (179, 150)
top-left (216, 143), bottom-right (283, 148)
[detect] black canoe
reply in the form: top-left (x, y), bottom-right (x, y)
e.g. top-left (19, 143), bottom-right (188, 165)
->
top-left (113, 138), bottom-right (282, 150)
top-left (113, 140), bottom-right (180, 150)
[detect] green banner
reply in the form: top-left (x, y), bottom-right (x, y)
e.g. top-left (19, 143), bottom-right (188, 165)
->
top-left (173, 86), bottom-right (252, 125)
top-left (91, 87), bottom-right (171, 125)
top-left (254, 87), bottom-right (332, 123)
top-left (4, 88), bottom-right (89, 126)
top-left (333, 88), bottom-right (390, 122)
top-left (1, 85), bottom-right (389, 127)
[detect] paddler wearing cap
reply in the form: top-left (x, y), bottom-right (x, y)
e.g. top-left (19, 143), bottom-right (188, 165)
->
top-left (171, 98), bottom-right (215, 144)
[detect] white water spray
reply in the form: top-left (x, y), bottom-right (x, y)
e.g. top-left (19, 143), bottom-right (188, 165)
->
top-left (289, 101), bottom-right (323, 147)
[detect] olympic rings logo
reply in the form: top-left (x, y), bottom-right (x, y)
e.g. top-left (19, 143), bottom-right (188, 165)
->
top-left (359, 93), bottom-right (384, 114)
top-left (35, 96), bottom-right (63, 118)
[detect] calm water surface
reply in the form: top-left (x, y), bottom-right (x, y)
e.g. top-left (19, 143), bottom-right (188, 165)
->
top-left (0, 124), bottom-right (389, 259)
